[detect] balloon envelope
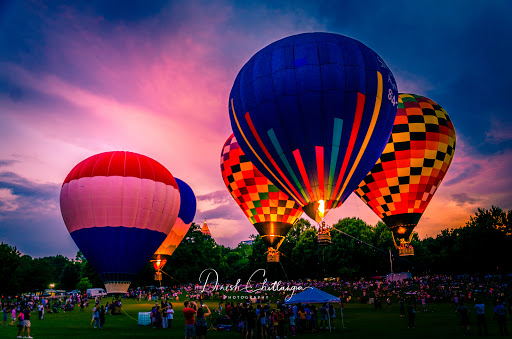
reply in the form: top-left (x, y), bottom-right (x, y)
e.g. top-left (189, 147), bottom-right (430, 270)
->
top-left (60, 151), bottom-right (181, 293)
top-left (355, 94), bottom-right (456, 247)
top-left (221, 134), bottom-right (302, 249)
top-left (229, 32), bottom-right (398, 222)
top-left (153, 177), bottom-right (196, 258)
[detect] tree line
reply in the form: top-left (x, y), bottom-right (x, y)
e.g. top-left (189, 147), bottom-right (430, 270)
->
top-left (1, 206), bottom-right (510, 295)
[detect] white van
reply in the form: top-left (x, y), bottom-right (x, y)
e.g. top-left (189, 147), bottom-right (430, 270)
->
top-left (87, 288), bottom-right (107, 298)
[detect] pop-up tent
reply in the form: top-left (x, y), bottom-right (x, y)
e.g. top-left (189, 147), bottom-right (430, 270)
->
top-left (284, 287), bottom-right (342, 331)
top-left (284, 287), bottom-right (341, 304)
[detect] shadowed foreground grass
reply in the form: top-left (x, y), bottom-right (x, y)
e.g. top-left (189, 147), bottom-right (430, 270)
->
top-left (0, 298), bottom-right (505, 338)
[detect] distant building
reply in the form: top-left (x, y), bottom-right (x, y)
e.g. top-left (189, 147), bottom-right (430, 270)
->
top-left (201, 220), bottom-right (212, 237)
top-left (239, 240), bottom-right (254, 246)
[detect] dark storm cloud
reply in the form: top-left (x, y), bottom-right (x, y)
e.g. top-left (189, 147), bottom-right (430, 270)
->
top-left (80, 0), bottom-right (168, 22)
top-left (198, 203), bottom-right (243, 221)
top-left (0, 172), bottom-right (76, 258)
top-left (0, 215), bottom-right (77, 258)
top-left (0, 159), bottom-right (18, 167)
top-left (451, 193), bottom-right (479, 207)
top-left (197, 190), bottom-right (232, 204)
top-left (196, 190), bottom-right (244, 221)
top-left (444, 163), bottom-right (482, 186)
top-left (0, 171), bottom-right (59, 205)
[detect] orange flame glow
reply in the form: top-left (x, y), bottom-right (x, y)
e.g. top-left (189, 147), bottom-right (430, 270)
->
top-left (318, 200), bottom-right (325, 219)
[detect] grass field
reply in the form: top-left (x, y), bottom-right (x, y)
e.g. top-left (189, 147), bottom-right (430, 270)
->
top-left (0, 298), bottom-right (507, 338)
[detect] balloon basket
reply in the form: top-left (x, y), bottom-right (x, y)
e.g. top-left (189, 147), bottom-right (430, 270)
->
top-left (399, 246), bottom-right (414, 256)
top-left (267, 251), bottom-right (280, 262)
top-left (318, 232), bottom-right (331, 246)
top-left (104, 282), bottom-right (130, 294)
top-left (154, 272), bottom-right (163, 281)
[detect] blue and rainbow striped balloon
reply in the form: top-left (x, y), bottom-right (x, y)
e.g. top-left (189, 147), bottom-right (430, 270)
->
top-left (229, 32), bottom-right (398, 222)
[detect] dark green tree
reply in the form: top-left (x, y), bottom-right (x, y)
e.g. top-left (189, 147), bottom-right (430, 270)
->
top-left (0, 243), bottom-right (21, 295)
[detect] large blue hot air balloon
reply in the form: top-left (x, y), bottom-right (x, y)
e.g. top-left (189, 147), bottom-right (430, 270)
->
top-left (229, 32), bottom-right (398, 223)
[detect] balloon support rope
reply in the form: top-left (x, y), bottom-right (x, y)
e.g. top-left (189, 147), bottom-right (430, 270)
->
top-left (278, 260), bottom-right (289, 281)
top-left (160, 270), bottom-right (186, 285)
top-left (330, 227), bottom-right (422, 268)
top-left (121, 308), bottom-right (139, 322)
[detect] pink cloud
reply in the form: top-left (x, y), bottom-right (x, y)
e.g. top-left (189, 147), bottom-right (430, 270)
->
top-left (414, 138), bottom-right (512, 237)
top-left (0, 3), bottom-right (330, 252)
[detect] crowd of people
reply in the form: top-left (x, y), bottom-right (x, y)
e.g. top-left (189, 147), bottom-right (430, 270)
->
top-left (0, 292), bottom-right (126, 337)
top-left (148, 300), bottom-right (175, 329)
top-left (1, 274), bottom-right (511, 337)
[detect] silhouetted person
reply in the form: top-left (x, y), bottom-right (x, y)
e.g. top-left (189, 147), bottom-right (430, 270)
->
top-left (495, 300), bottom-right (508, 336)
top-left (474, 300), bottom-right (488, 336)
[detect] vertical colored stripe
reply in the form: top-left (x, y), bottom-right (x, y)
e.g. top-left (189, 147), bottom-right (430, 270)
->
top-left (336, 71), bottom-right (383, 201)
top-left (292, 149), bottom-right (315, 201)
top-left (331, 92), bottom-right (366, 201)
top-left (245, 113), bottom-right (306, 205)
top-left (267, 129), bottom-right (309, 202)
top-left (327, 118), bottom-right (343, 199)
top-left (230, 99), bottom-right (301, 204)
top-left (316, 146), bottom-right (324, 200)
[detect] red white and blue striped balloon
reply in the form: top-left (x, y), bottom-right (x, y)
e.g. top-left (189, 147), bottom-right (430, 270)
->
top-left (60, 151), bottom-right (180, 293)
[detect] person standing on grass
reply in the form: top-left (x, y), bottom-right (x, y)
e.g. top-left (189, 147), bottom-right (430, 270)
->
top-left (319, 303), bottom-right (328, 330)
top-left (2, 304), bottom-right (8, 327)
top-left (289, 311), bottom-right (296, 337)
top-left (11, 306), bottom-right (16, 326)
top-left (421, 297), bottom-right (427, 312)
top-left (495, 300), bottom-right (508, 336)
top-left (99, 305), bottom-right (105, 329)
top-left (195, 304), bottom-right (211, 339)
top-left (183, 300), bottom-right (197, 339)
top-left (92, 305), bottom-right (100, 328)
top-left (407, 302), bottom-right (415, 328)
top-left (456, 301), bottom-right (471, 336)
top-left (23, 305), bottom-right (33, 338)
top-left (474, 300), bottom-right (488, 336)
top-left (38, 302), bottom-right (44, 320)
top-left (329, 304), bottom-right (336, 330)
top-left (90, 305), bottom-right (96, 326)
top-left (155, 306), bottom-right (162, 328)
top-left (399, 298), bottom-right (405, 317)
top-left (246, 305), bottom-right (256, 339)
top-left (167, 303), bottom-right (174, 329)
top-left (162, 306), bottom-right (168, 329)
top-left (16, 309), bottom-right (24, 338)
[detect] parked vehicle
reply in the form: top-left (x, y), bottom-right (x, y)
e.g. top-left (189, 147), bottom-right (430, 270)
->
top-left (86, 288), bottom-right (107, 297)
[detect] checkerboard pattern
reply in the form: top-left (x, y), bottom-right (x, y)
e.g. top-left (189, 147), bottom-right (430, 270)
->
top-left (355, 94), bottom-right (456, 226)
top-left (221, 134), bottom-right (303, 225)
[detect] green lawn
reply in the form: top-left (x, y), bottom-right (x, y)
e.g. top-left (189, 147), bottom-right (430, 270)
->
top-left (0, 298), bottom-right (505, 338)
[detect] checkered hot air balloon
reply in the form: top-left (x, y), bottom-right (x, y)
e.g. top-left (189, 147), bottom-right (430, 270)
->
top-left (229, 32), bottom-right (398, 225)
top-left (220, 134), bottom-right (302, 260)
top-left (60, 151), bottom-right (181, 293)
top-left (355, 94), bottom-right (456, 256)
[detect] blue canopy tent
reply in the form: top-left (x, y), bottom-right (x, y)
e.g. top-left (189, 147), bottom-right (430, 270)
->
top-left (284, 287), bottom-right (342, 331)
top-left (284, 287), bottom-right (340, 304)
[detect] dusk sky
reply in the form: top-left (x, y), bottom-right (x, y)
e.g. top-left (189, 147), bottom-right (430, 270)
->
top-left (1, 0), bottom-right (511, 258)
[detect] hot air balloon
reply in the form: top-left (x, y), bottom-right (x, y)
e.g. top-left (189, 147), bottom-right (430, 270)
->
top-left (60, 151), bottom-right (181, 293)
top-left (221, 134), bottom-right (303, 262)
top-left (355, 94), bottom-right (456, 255)
top-left (151, 177), bottom-right (196, 280)
top-left (228, 32), bottom-right (398, 241)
